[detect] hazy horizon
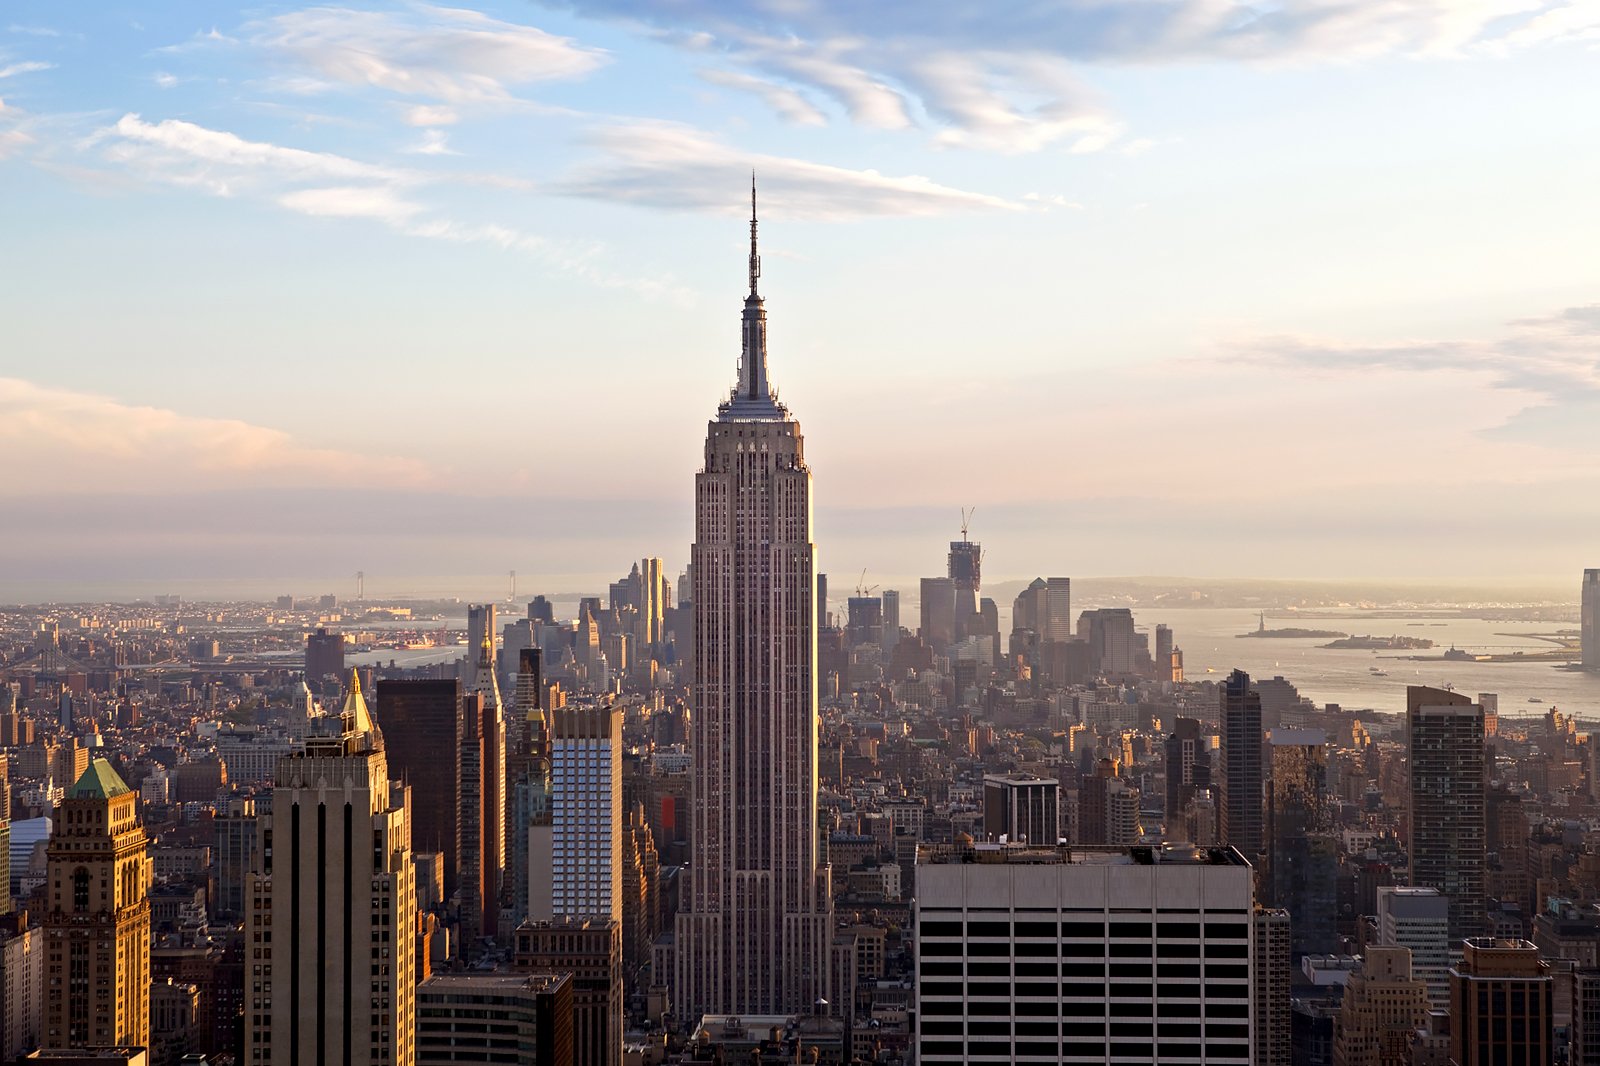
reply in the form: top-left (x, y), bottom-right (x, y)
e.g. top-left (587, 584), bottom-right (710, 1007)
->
top-left (4, 570), bottom-right (1584, 609)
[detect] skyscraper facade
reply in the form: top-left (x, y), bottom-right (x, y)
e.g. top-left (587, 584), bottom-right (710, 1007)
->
top-left (304, 626), bottom-right (345, 689)
top-left (1375, 886), bottom-right (1451, 1011)
top-left (981, 774), bottom-right (1059, 845)
top-left (376, 679), bottom-right (462, 896)
top-left (1164, 716), bottom-right (1211, 828)
top-left (920, 577), bottom-right (957, 651)
top-left (1449, 938), bottom-right (1552, 1066)
top-left (550, 703), bottom-right (622, 922)
top-left (246, 675), bottom-right (417, 1066)
top-left (1219, 669), bottom-right (1264, 860)
top-left (1044, 577), bottom-right (1072, 643)
top-left (1331, 946), bottom-right (1428, 1066)
top-left (674, 192), bottom-right (833, 1020)
top-left (1254, 907), bottom-right (1292, 1066)
top-left (1584, 568), bottom-right (1600, 670)
top-left (881, 589), bottom-right (901, 651)
top-left (1079, 607), bottom-right (1138, 675)
top-left (508, 649), bottom-right (551, 927)
top-left (915, 842), bottom-right (1257, 1064)
top-left (1407, 685), bottom-right (1486, 946)
top-left (1266, 729), bottom-right (1337, 958)
top-left (462, 609), bottom-right (506, 945)
top-left (44, 759), bottom-right (151, 1050)
top-left (947, 532), bottom-right (981, 626)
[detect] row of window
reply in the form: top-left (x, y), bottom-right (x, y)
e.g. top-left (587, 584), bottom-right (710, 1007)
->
top-left (920, 984), bottom-right (1251, 1007)
top-left (922, 921), bottom-right (1250, 939)
top-left (922, 961), bottom-right (1249, 979)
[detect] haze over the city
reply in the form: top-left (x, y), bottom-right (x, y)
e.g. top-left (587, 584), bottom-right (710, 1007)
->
top-left (3, 1), bottom-right (1599, 593)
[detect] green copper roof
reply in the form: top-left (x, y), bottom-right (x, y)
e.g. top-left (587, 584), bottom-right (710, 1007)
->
top-left (69, 758), bottom-right (132, 800)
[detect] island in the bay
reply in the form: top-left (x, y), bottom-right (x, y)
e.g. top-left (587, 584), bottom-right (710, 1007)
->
top-left (1320, 634), bottom-right (1436, 650)
top-left (1238, 613), bottom-right (1347, 639)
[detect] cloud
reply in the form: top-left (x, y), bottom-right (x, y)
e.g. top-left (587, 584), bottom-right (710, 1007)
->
top-left (551, 0), bottom-right (1591, 151)
top-left (0, 377), bottom-right (435, 493)
top-left (93, 113), bottom-right (689, 300)
top-left (405, 128), bottom-right (457, 155)
top-left (277, 184), bottom-right (423, 222)
top-left (1023, 192), bottom-right (1085, 210)
top-left (0, 127), bottom-right (31, 157)
top-left (7, 25), bottom-right (61, 38)
top-left (698, 69), bottom-right (826, 126)
top-left (0, 60), bottom-right (52, 78)
top-left (0, 93), bottom-right (36, 158)
top-left (98, 113), bottom-right (403, 195)
top-left (1221, 302), bottom-right (1600, 450)
top-left (405, 103), bottom-right (458, 126)
top-left (555, 121), bottom-right (1020, 219)
top-left (249, 4), bottom-right (607, 114)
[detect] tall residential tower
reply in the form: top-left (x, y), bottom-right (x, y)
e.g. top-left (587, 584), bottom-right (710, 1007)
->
top-left (674, 186), bottom-right (833, 1019)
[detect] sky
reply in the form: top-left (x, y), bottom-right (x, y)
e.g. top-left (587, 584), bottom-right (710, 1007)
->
top-left (2, 1), bottom-right (1599, 601)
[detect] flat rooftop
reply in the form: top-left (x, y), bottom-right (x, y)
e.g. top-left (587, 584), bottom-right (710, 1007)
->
top-left (419, 972), bottom-right (566, 993)
top-left (917, 843), bottom-right (1249, 867)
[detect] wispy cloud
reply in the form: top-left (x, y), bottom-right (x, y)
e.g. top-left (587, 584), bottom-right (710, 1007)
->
top-left (92, 113), bottom-right (688, 300)
top-left (405, 128), bottom-right (457, 155)
top-left (1023, 192), bottom-right (1085, 210)
top-left (556, 121), bottom-right (1020, 219)
top-left (0, 377), bottom-right (435, 492)
top-left (0, 60), bottom-right (53, 79)
top-left (7, 25), bottom-right (61, 38)
top-left (698, 68), bottom-right (826, 126)
top-left (1222, 302), bottom-right (1600, 450)
top-left (248, 4), bottom-right (607, 120)
top-left (97, 113), bottom-right (404, 195)
top-left (555, 0), bottom-right (1596, 152)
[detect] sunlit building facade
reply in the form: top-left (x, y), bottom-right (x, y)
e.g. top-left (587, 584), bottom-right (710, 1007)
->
top-left (674, 191), bottom-right (833, 1019)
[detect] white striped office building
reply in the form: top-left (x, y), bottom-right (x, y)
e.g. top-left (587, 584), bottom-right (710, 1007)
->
top-left (915, 843), bottom-right (1256, 1065)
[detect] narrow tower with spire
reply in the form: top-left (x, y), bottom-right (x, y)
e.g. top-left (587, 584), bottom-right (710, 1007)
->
top-left (675, 181), bottom-right (833, 1019)
top-left (726, 174), bottom-right (784, 419)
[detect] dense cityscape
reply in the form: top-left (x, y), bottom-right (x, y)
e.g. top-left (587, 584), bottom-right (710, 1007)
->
top-left (6, 2), bottom-right (1600, 1063)
top-left (2, 194), bottom-right (1600, 1066)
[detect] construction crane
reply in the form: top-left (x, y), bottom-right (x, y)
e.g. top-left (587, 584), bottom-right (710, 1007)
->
top-left (960, 506), bottom-right (976, 543)
top-left (855, 568), bottom-right (878, 599)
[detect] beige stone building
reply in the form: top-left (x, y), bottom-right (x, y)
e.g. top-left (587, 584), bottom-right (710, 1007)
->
top-left (1332, 947), bottom-right (1428, 1066)
top-left (44, 759), bottom-right (151, 1050)
top-left (246, 674), bottom-right (417, 1066)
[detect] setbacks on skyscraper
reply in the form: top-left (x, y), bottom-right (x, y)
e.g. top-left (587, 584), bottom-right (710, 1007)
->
top-left (673, 184), bottom-right (834, 1020)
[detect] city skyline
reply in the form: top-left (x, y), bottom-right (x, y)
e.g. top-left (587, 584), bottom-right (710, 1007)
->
top-left (4, 2), bottom-right (1600, 591)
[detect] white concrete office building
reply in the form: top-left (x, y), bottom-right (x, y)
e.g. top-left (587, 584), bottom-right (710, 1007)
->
top-left (915, 843), bottom-right (1256, 1065)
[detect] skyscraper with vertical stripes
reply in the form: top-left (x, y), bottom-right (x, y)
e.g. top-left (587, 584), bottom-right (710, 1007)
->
top-left (673, 185), bottom-right (833, 1020)
top-left (246, 673), bottom-right (417, 1066)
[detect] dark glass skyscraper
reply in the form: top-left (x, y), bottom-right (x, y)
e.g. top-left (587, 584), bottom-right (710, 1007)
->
top-left (1219, 669), bottom-right (1264, 860)
top-left (375, 678), bottom-right (462, 895)
top-left (1265, 728), bottom-right (1337, 958)
top-left (1408, 685), bottom-right (1486, 945)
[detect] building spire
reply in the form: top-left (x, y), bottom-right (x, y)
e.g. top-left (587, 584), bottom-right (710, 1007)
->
top-left (722, 172), bottom-right (784, 419)
top-left (749, 170), bottom-right (761, 297)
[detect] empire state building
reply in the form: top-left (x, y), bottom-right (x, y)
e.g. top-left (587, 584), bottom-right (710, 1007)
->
top-left (674, 187), bottom-right (833, 1019)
